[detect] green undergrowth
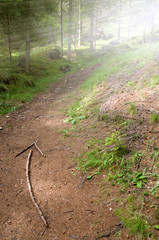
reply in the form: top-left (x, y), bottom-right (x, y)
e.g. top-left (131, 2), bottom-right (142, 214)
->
top-left (115, 208), bottom-right (151, 239)
top-left (0, 47), bottom-right (110, 115)
top-left (1, 41), bottom-right (159, 116)
top-left (77, 127), bottom-right (159, 238)
top-left (62, 42), bottom-right (159, 239)
top-left (64, 43), bottom-right (159, 127)
top-left (80, 42), bottom-right (158, 92)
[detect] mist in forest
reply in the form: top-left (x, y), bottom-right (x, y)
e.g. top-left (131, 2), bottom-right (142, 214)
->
top-left (0, 0), bottom-right (159, 72)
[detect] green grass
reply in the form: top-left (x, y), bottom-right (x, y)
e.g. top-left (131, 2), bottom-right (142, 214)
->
top-left (127, 103), bottom-right (138, 116)
top-left (1, 41), bottom-right (159, 116)
top-left (149, 113), bottom-right (159, 124)
top-left (81, 42), bottom-right (159, 91)
top-left (115, 208), bottom-right (150, 239)
top-left (79, 131), bottom-right (131, 173)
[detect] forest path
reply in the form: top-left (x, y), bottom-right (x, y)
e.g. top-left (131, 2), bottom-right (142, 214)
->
top-left (0, 65), bottom-right (120, 240)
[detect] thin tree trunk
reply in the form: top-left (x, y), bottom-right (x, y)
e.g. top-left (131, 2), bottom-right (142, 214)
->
top-left (25, 0), bottom-right (31, 73)
top-left (90, 7), bottom-right (94, 52)
top-left (94, 8), bottom-right (98, 51)
top-left (128, 0), bottom-right (132, 40)
top-left (60, 0), bottom-right (63, 57)
top-left (78, 0), bottom-right (82, 48)
top-left (67, 0), bottom-right (72, 60)
top-left (48, 25), bottom-right (54, 44)
top-left (142, 0), bottom-right (148, 44)
top-left (151, 0), bottom-right (157, 39)
top-left (118, 0), bottom-right (122, 42)
top-left (6, 10), bottom-right (12, 61)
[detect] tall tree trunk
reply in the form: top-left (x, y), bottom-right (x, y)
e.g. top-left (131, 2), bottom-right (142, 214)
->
top-left (128, 0), bottom-right (132, 40)
top-left (6, 10), bottom-right (12, 61)
top-left (48, 25), bottom-right (54, 44)
top-left (60, 0), bottom-right (63, 57)
top-left (142, 0), bottom-right (148, 44)
top-left (94, 8), bottom-right (98, 51)
top-left (67, 0), bottom-right (72, 60)
top-left (78, 0), bottom-right (82, 48)
top-left (25, 0), bottom-right (31, 73)
top-left (118, 0), bottom-right (122, 42)
top-left (90, 7), bottom-right (94, 52)
top-left (151, 0), bottom-right (157, 40)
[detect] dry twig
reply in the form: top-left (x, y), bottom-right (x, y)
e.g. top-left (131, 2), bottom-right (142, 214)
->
top-left (93, 222), bottom-right (123, 240)
top-left (26, 150), bottom-right (48, 227)
top-left (34, 142), bottom-right (46, 157)
top-left (15, 141), bottom-right (46, 157)
top-left (147, 137), bottom-right (155, 172)
top-left (79, 172), bottom-right (88, 188)
top-left (15, 142), bottom-right (35, 157)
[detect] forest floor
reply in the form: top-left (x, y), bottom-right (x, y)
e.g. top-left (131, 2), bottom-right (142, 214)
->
top-left (0, 60), bottom-right (159, 240)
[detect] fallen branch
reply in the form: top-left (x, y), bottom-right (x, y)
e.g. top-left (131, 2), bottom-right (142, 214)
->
top-left (147, 137), bottom-right (155, 172)
top-left (34, 142), bottom-right (46, 157)
top-left (136, 156), bottom-right (142, 170)
top-left (26, 150), bottom-right (48, 227)
top-left (79, 172), bottom-right (87, 188)
top-left (15, 141), bottom-right (46, 157)
top-left (15, 142), bottom-right (35, 157)
top-left (93, 222), bottom-right (123, 240)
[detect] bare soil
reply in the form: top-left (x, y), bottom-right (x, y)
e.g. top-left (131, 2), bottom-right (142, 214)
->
top-left (0, 66), bottom-right (123, 240)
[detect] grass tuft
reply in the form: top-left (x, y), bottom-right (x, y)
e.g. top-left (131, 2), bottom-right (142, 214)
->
top-left (149, 113), bottom-right (159, 124)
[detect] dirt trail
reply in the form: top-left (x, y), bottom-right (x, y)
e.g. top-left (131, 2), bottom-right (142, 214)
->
top-left (0, 66), bottom-right (120, 240)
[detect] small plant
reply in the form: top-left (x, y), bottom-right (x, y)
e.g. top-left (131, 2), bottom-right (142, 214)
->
top-left (64, 100), bottom-right (87, 125)
top-left (125, 81), bottom-right (135, 88)
top-left (57, 128), bottom-right (70, 138)
top-left (150, 75), bottom-right (159, 87)
top-left (100, 113), bottom-right (109, 122)
top-left (64, 115), bottom-right (86, 125)
top-left (0, 102), bottom-right (17, 115)
top-left (130, 151), bottom-right (143, 168)
top-left (79, 131), bottom-right (130, 172)
top-left (115, 209), bottom-right (150, 239)
top-left (150, 183), bottom-right (159, 196)
top-left (149, 113), bottom-right (159, 124)
top-left (127, 103), bottom-right (138, 116)
top-left (131, 171), bottom-right (148, 189)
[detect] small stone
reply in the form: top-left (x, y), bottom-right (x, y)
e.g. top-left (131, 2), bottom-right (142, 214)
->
top-left (0, 127), bottom-right (3, 130)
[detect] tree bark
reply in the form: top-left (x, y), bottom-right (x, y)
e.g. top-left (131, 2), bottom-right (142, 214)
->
top-left (142, 0), bottom-right (148, 44)
top-left (128, 0), bottom-right (132, 40)
top-left (60, 0), bottom-right (63, 57)
top-left (151, 0), bottom-right (157, 40)
top-left (118, 0), bottom-right (122, 42)
top-left (6, 10), bottom-right (12, 61)
top-left (94, 8), bottom-right (98, 51)
top-left (78, 0), bottom-right (82, 48)
top-left (25, 0), bottom-right (31, 73)
top-left (67, 0), bottom-right (72, 60)
top-left (90, 7), bottom-right (94, 52)
top-left (48, 25), bottom-right (54, 44)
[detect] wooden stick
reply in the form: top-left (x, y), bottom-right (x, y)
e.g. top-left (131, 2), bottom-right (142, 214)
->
top-left (26, 150), bottom-right (48, 227)
top-left (147, 137), bottom-right (156, 172)
top-left (15, 141), bottom-right (46, 158)
top-left (15, 142), bottom-right (35, 157)
top-left (34, 142), bottom-right (46, 157)
top-left (79, 172), bottom-right (87, 188)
